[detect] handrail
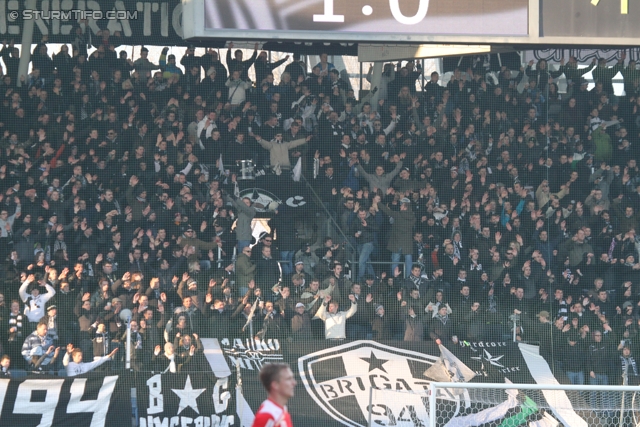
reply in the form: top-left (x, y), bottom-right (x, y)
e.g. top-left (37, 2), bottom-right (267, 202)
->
top-left (299, 173), bottom-right (358, 256)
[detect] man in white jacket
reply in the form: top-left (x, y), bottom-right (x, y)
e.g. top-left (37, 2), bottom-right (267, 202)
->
top-left (225, 70), bottom-right (252, 107)
top-left (19, 273), bottom-right (56, 330)
top-left (314, 294), bottom-right (357, 340)
top-left (63, 344), bottom-right (118, 376)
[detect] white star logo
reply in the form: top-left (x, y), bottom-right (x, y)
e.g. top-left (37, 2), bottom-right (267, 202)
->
top-left (172, 375), bottom-right (205, 414)
top-left (471, 349), bottom-right (505, 368)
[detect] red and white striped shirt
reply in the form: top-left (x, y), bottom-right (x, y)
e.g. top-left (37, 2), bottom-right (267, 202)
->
top-left (251, 398), bottom-right (293, 427)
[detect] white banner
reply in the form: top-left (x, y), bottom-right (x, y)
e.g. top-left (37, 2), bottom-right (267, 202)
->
top-left (522, 49), bottom-right (640, 66)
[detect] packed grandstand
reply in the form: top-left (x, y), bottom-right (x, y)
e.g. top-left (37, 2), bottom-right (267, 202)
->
top-left (1, 24), bottom-right (640, 426)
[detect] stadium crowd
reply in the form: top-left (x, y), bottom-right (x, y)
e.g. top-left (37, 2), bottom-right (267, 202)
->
top-left (0, 29), bottom-right (638, 387)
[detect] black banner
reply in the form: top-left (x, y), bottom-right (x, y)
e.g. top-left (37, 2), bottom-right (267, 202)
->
top-left (136, 371), bottom-right (236, 427)
top-left (0, 373), bottom-right (131, 427)
top-left (524, 49), bottom-right (638, 66)
top-left (237, 176), bottom-right (312, 216)
top-left (0, 339), bottom-right (581, 426)
top-left (221, 338), bottom-right (540, 427)
top-left (0, 0), bottom-right (190, 47)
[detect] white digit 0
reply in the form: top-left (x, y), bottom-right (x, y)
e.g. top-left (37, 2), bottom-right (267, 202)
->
top-left (313, 0), bottom-right (344, 22)
top-left (389, 0), bottom-right (430, 25)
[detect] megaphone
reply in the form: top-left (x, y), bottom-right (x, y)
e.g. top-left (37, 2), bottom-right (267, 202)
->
top-left (119, 308), bottom-right (133, 322)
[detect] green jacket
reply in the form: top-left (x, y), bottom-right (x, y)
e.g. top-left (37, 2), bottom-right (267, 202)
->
top-left (592, 127), bottom-right (612, 163)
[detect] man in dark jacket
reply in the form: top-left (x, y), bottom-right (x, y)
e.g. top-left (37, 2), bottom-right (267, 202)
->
top-left (255, 246), bottom-right (281, 291)
top-left (253, 51), bottom-right (289, 86)
top-left (226, 42), bottom-right (257, 82)
top-left (379, 198), bottom-right (416, 278)
top-left (351, 208), bottom-right (379, 281)
top-left (587, 329), bottom-right (617, 418)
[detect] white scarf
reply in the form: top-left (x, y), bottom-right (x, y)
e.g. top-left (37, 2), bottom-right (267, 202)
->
top-left (164, 354), bottom-right (176, 373)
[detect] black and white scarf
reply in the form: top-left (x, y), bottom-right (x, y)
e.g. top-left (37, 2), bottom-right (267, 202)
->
top-left (435, 313), bottom-right (449, 325)
top-left (621, 355), bottom-right (638, 376)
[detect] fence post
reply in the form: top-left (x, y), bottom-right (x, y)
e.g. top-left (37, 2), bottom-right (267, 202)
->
top-left (368, 387), bottom-right (373, 427)
top-left (429, 382), bottom-right (437, 427)
top-left (619, 365), bottom-right (628, 427)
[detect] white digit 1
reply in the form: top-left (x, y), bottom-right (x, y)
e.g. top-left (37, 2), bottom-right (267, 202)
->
top-left (313, 0), bottom-right (344, 22)
top-left (389, 0), bottom-right (430, 25)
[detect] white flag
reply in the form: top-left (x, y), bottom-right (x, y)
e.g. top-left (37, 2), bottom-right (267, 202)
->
top-left (218, 152), bottom-right (225, 176)
top-left (236, 387), bottom-right (255, 427)
top-left (292, 157), bottom-right (302, 182)
top-left (424, 344), bottom-right (476, 383)
top-left (218, 153), bottom-right (229, 184)
top-left (444, 379), bottom-right (519, 427)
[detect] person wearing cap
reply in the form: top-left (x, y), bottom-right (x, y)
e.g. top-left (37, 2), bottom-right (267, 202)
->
top-left (370, 303), bottom-right (392, 340)
top-left (159, 47), bottom-right (183, 80)
top-left (291, 302), bottom-right (312, 339)
top-left (378, 197), bottom-right (416, 278)
top-left (177, 271), bottom-right (202, 307)
top-left (251, 232), bottom-right (276, 262)
top-left (199, 47), bottom-right (228, 83)
top-left (41, 305), bottom-right (59, 345)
